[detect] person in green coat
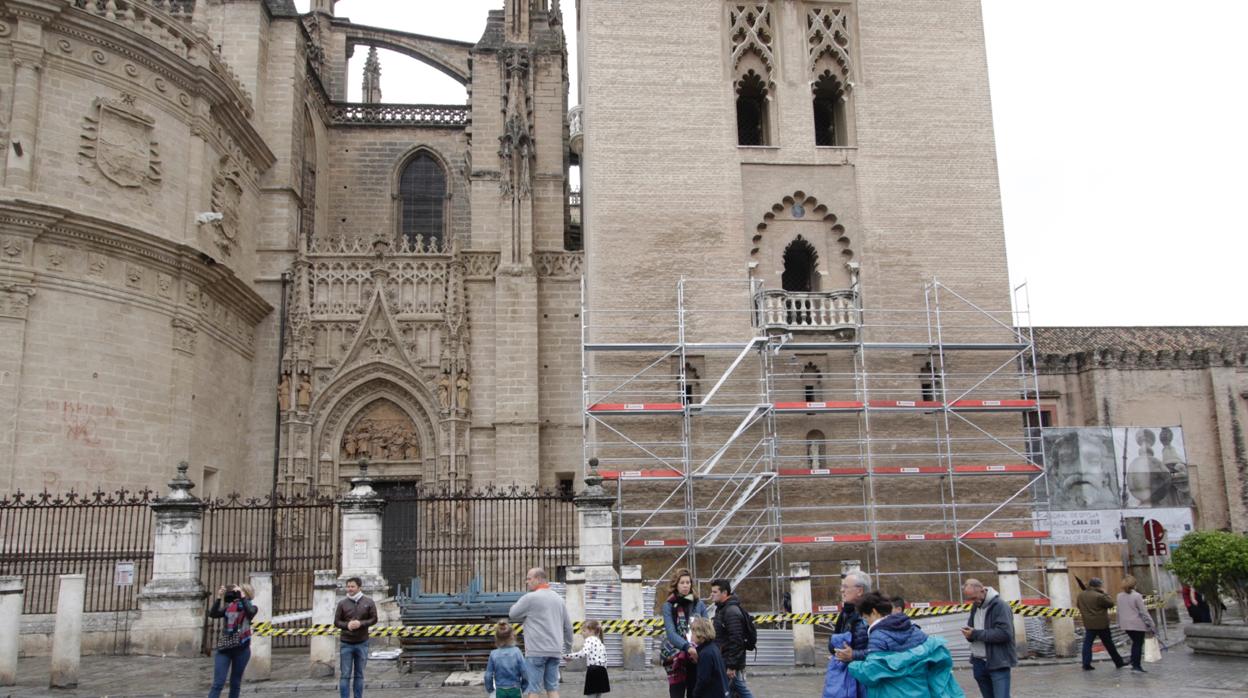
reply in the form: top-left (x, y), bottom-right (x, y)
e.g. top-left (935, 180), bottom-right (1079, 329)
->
top-left (845, 593), bottom-right (965, 698)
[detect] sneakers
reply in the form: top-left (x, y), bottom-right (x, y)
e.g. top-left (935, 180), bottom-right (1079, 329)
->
top-left (1082, 665), bottom-right (1095, 671)
top-left (1131, 666), bottom-right (1147, 673)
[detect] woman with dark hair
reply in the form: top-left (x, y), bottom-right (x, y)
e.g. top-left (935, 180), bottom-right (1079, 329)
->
top-left (207, 583), bottom-right (258, 698)
top-left (660, 568), bottom-right (707, 698)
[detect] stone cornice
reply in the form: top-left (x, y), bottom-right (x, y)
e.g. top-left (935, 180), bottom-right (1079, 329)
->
top-left (1, 198), bottom-right (272, 325)
top-left (1031, 348), bottom-right (1248, 374)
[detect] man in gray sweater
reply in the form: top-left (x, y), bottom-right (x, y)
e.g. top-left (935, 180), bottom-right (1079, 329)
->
top-left (509, 567), bottom-right (574, 698)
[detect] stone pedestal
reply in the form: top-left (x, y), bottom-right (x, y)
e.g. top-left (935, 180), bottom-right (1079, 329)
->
top-left (50, 574), bottom-right (84, 688)
top-left (0, 576), bottom-right (23, 686)
top-left (338, 461), bottom-right (388, 595)
top-left (310, 570), bottom-right (338, 678)
top-left (790, 562), bottom-right (815, 666)
top-left (574, 461), bottom-right (620, 584)
top-left (132, 463), bottom-right (208, 657)
top-left (995, 557), bottom-right (1029, 654)
top-left (564, 566), bottom-right (587, 670)
top-left (620, 565), bottom-right (646, 670)
top-left (246, 572), bottom-right (273, 682)
top-left (1046, 558), bottom-right (1076, 657)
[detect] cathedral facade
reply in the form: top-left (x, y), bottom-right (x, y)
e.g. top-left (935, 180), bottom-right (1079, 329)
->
top-left (0, 0), bottom-right (582, 498)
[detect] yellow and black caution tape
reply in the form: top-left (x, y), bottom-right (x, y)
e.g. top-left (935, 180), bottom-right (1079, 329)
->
top-left (252, 594), bottom-right (1173, 637)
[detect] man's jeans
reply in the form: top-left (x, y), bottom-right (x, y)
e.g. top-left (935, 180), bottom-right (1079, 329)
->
top-left (729, 669), bottom-right (754, 698)
top-left (970, 657), bottom-right (1010, 698)
top-left (339, 640), bottom-right (368, 698)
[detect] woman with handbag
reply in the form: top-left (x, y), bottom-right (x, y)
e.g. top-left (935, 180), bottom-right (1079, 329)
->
top-left (207, 583), bottom-right (258, 698)
top-left (1116, 575), bottom-right (1156, 672)
top-left (660, 569), bottom-right (707, 698)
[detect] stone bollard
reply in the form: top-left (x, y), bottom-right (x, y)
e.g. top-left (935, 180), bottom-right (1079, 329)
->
top-left (565, 566), bottom-right (588, 670)
top-left (1046, 558), bottom-right (1076, 657)
top-left (790, 562), bottom-right (815, 666)
top-left (575, 460), bottom-right (621, 584)
top-left (995, 557), bottom-right (1029, 655)
top-left (0, 576), bottom-right (22, 686)
top-left (620, 565), bottom-right (645, 670)
top-left (50, 574), bottom-right (85, 688)
top-left (310, 570), bottom-right (338, 678)
top-left (247, 572), bottom-right (273, 682)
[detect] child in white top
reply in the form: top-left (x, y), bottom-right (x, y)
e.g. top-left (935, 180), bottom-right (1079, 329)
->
top-left (564, 619), bottom-right (610, 696)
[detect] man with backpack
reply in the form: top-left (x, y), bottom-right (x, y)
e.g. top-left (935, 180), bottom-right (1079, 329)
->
top-left (710, 579), bottom-right (756, 698)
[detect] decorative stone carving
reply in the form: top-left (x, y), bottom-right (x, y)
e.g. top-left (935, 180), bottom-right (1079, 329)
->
top-left (46, 247), bottom-right (66, 270)
top-left (534, 251), bottom-right (583, 278)
top-left (157, 273), bottom-right (173, 298)
top-left (463, 252), bottom-right (500, 279)
top-left (455, 370), bottom-right (471, 411)
top-left (0, 237), bottom-right (25, 261)
top-left (278, 372), bottom-right (291, 412)
top-left (87, 253), bottom-right (107, 277)
top-left (807, 6), bottom-right (854, 81)
top-left (340, 401), bottom-right (420, 462)
top-left (498, 49), bottom-right (533, 199)
top-left (297, 371), bottom-right (313, 411)
top-left (437, 370), bottom-right (451, 410)
top-left (79, 96), bottom-right (162, 191)
top-left (125, 264), bottom-right (143, 289)
top-left (171, 317), bottom-right (196, 355)
top-left (0, 283), bottom-right (36, 320)
top-left (209, 158), bottom-right (244, 257)
top-left (730, 3), bottom-right (775, 73)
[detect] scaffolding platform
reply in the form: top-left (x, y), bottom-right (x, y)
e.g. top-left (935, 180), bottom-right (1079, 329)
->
top-left (581, 278), bottom-right (1054, 607)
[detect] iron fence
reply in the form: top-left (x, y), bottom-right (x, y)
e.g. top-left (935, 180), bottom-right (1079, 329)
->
top-left (0, 488), bottom-right (155, 614)
top-left (378, 483), bottom-right (578, 595)
top-left (200, 493), bottom-right (339, 651)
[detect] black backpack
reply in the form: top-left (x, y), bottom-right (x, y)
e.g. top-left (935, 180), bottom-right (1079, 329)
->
top-left (737, 604), bottom-right (758, 652)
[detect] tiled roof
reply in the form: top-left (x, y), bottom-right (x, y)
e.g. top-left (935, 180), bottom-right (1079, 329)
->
top-left (1031, 326), bottom-right (1248, 356)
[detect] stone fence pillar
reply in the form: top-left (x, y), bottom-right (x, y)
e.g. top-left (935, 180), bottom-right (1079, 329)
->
top-left (338, 460), bottom-right (388, 596)
top-left (995, 557), bottom-right (1029, 654)
top-left (50, 574), bottom-right (84, 688)
top-left (132, 462), bottom-right (208, 657)
top-left (790, 562), bottom-right (815, 666)
top-left (310, 570), bottom-right (338, 678)
top-left (574, 460), bottom-right (619, 584)
top-left (0, 576), bottom-right (23, 686)
top-left (620, 565), bottom-right (645, 670)
top-left (246, 572), bottom-right (273, 682)
top-left (565, 566), bottom-right (587, 670)
top-left (1046, 557), bottom-right (1076, 657)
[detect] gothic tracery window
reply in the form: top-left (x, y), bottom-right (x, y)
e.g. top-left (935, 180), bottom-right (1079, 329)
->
top-left (812, 70), bottom-right (847, 147)
top-left (398, 152), bottom-right (447, 247)
top-left (736, 70), bottom-right (770, 146)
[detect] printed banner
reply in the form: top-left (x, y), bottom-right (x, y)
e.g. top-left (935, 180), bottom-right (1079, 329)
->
top-left (1034, 507), bottom-right (1195, 545)
top-left (1038, 426), bottom-right (1192, 510)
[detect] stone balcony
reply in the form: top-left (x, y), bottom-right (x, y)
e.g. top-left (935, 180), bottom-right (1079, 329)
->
top-left (569, 105), bottom-right (583, 156)
top-left (755, 289), bottom-right (859, 337)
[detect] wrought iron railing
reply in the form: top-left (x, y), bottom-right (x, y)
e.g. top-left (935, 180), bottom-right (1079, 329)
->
top-left (329, 103), bottom-right (470, 127)
top-left (755, 288), bottom-right (859, 333)
top-left (0, 488), bottom-right (156, 614)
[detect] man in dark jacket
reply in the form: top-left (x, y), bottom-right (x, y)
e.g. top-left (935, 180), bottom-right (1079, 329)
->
top-left (335, 577), bottom-right (378, 698)
top-left (1076, 577), bottom-right (1126, 670)
top-left (961, 579), bottom-right (1017, 698)
top-left (830, 570), bottom-right (870, 663)
top-left (709, 579), bottom-right (754, 698)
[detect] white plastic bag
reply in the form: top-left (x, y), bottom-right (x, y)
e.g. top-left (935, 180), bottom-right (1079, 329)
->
top-left (1143, 636), bottom-right (1162, 663)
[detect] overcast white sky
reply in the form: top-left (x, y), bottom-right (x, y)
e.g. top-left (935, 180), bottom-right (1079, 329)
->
top-left (299, 1), bottom-right (1247, 327)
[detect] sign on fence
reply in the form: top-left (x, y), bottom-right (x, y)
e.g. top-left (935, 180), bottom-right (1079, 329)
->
top-left (114, 561), bottom-right (135, 586)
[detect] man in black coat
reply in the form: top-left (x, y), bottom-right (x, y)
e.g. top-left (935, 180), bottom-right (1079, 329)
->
top-left (710, 579), bottom-right (755, 698)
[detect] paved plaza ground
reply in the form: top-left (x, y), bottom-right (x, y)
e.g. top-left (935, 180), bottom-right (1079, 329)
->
top-left (4, 642), bottom-right (1246, 698)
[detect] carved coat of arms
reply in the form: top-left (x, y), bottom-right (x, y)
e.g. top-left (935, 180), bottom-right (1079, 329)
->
top-left (80, 96), bottom-right (162, 190)
top-left (211, 160), bottom-right (244, 257)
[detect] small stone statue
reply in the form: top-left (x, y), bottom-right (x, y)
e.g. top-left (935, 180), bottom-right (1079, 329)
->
top-left (297, 372), bottom-right (312, 410)
top-left (456, 370), bottom-right (471, 409)
top-left (437, 370), bottom-right (451, 409)
top-left (277, 373), bottom-right (291, 412)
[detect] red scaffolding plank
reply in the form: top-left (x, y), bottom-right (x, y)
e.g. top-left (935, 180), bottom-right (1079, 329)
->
top-left (599, 470), bottom-right (683, 480)
top-left (951, 464), bottom-right (1042, 474)
top-left (949, 399), bottom-right (1039, 410)
top-left (877, 533), bottom-right (955, 542)
top-left (623, 538), bottom-right (689, 548)
top-left (867, 400), bottom-right (944, 409)
top-left (959, 530), bottom-right (1050, 540)
top-left (781, 534), bottom-right (874, 544)
top-left (777, 467), bottom-right (868, 477)
top-left (588, 402), bottom-right (684, 413)
top-left (773, 401), bottom-right (865, 412)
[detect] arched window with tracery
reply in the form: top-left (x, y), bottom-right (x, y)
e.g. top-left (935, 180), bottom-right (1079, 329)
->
top-left (729, 4), bottom-right (775, 146)
top-left (398, 152), bottom-right (447, 247)
top-left (812, 71), bottom-right (848, 146)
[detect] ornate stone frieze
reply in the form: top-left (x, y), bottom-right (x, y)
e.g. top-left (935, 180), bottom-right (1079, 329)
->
top-left (463, 252), bottom-right (500, 280)
top-left (1, 236), bottom-right (29, 264)
top-left (1033, 348), bottom-right (1248, 374)
top-left (78, 95), bottom-right (163, 192)
top-left (533, 251), bottom-right (583, 279)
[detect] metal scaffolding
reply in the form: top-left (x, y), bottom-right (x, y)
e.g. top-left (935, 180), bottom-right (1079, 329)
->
top-left (581, 278), bottom-right (1054, 608)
